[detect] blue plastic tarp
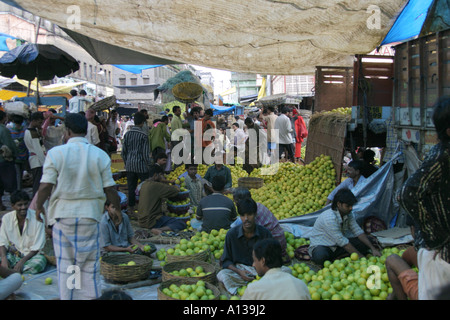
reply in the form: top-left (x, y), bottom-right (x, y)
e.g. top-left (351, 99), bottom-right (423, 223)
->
top-left (113, 64), bottom-right (163, 74)
top-left (381, 0), bottom-right (434, 45)
top-left (0, 33), bottom-right (17, 51)
top-left (279, 154), bottom-right (399, 234)
top-left (210, 104), bottom-right (235, 115)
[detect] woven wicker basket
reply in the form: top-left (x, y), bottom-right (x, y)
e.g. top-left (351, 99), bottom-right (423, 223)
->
top-left (101, 254), bottom-right (153, 283)
top-left (172, 82), bottom-right (203, 103)
top-left (238, 177), bottom-right (264, 189)
top-left (90, 95), bottom-right (117, 112)
top-left (162, 260), bottom-right (217, 283)
top-left (168, 190), bottom-right (190, 202)
top-left (167, 203), bottom-right (190, 215)
top-left (157, 278), bottom-right (220, 300)
top-left (166, 248), bottom-right (211, 263)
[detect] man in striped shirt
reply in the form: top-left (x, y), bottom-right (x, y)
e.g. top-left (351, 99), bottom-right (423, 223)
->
top-left (121, 112), bottom-right (151, 216)
top-left (308, 188), bottom-right (381, 266)
top-left (196, 175), bottom-right (237, 232)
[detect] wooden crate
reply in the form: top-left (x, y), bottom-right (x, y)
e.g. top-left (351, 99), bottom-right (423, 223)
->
top-left (352, 55), bottom-right (394, 108)
top-left (314, 66), bottom-right (353, 112)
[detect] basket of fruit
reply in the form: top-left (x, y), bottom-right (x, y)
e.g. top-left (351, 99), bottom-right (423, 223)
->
top-left (168, 189), bottom-right (190, 202)
top-left (100, 253), bottom-right (153, 283)
top-left (166, 199), bottom-right (191, 216)
top-left (130, 243), bottom-right (157, 258)
top-left (157, 278), bottom-right (220, 300)
top-left (162, 260), bottom-right (216, 283)
top-left (166, 244), bottom-right (211, 263)
top-left (238, 177), bottom-right (264, 189)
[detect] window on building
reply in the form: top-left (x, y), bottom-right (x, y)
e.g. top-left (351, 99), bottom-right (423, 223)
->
top-left (130, 77), bottom-right (137, 86)
top-left (143, 76), bottom-right (150, 84)
top-left (119, 75), bottom-right (126, 94)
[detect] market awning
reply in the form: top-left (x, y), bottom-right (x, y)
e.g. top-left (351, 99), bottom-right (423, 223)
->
top-left (0, 32), bottom-right (18, 51)
top-left (61, 27), bottom-right (181, 66)
top-left (0, 75), bottom-right (17, 88)
top-left (0, 89), bottom-right (26, 100)
top-left (239, 94), bottom-right (258, 104)
top-left (114, 84), bottom-right (160, 93)
top-left (210, 104), bottom-right (235, 115)
top-left (113, 65), bottom-right (163, 74)
top-left (13, 77), bottom-right (86, 94)
top-left (3, 0), bottom-right (409, 75)
top-left (381, 0), bottom-right (438, 45)
top-left (219, 86), bottom-right (236, 97)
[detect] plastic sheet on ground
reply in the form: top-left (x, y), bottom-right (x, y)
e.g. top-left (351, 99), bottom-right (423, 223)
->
top-left (279, 155), bottom-right (399, 234)
top-left (371, 227), bottom-right (413, 247)
top-left (14, 265), bottom-right (161, 300)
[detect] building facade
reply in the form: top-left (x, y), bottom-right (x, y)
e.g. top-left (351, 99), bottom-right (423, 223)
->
top-left (272, 75), bottom-right (315, 97)
top-left (0, 4), bottom-right (114, 97)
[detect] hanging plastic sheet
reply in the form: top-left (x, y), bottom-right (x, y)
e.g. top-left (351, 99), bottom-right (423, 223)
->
top-left (280, 154), bottom-right (400, 238)
top-left (210, 104), bottom-right (236, 115)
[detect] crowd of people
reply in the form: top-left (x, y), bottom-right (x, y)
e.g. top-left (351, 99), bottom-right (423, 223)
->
top-left (0, 92), bottom-right (448, 301)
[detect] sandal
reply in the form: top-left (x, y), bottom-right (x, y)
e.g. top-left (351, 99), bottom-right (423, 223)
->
top-left (294, 245), bottom-right (311, 261)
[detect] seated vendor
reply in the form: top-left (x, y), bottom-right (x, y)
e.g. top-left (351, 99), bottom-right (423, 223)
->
top-left (196, 175), bottom-right (237, 232)
top-left (182, 164), bottom-right (205, 207)
top-left (100, 200), bottom-right (155, 255)
top-left (216, 197), bottom-right (273, 295)
top-left (137, 166), bottom-right (187, 235)
top-left (308, 188), bottom-right (381, 266)
top-left (231, 187), bottom-right (288, 261)
top-left (203, 163), bottom-right (233, 194)
top-left (0, 190), bottom-right (47, 274)
top-left (326, 160), bottom-right (366, 205)
top-left (0, 265), bottom-right (23, 300)
top-left (149, 152), bottom-right (175, 184)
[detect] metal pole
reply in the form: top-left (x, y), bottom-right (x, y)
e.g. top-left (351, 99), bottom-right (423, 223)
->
top-left (27, 17), bottom-right (42, 98)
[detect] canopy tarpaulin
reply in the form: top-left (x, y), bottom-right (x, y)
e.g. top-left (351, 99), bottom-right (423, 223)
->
top-left (249, 77), bottom-right (267, 107)
top-left (210, 104), bottom-right (235, 115)
top-left (0, 75), bottom-right (17, 88)
top-left (0, 32), bottom-right (18, 51)
top-left (381, 0), bottom-right (434, 45)
top-left (0, 89), bottom-right (27, 100)
top-left (4, 0), bottom-right (408, 75)
top-left (14, 77), bottom-right (86, 94)
top-left (219, 86), bottom-right (236, 97)
top-left (113, 65), bottom-right (163, 74)
top-left (381, 0), bottom-right (450, 46)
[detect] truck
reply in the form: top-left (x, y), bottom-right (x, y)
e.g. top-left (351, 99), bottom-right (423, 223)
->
top-left (306, 27), bottom-right (449, 184)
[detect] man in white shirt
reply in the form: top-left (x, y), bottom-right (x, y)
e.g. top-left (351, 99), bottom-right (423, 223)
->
top-left (260, 106), bottom-right (278, 155)
top-left (85, 108), bottom-right (101, 147)
top-left (68, 89), bottom-right (82, 114)
top-left (35, 113), bottom-right (120, 300)
top-left (232, 122), bottom-right (247, 156)
top-left (106, 109), bottom-right (120, 153)
top-left (242, 238), bottom-right (311, 300)
top-left (309, 188), bottom-right (381, 266)
top-left (24, 112), bottom-right (45, 196)
top-left (79, 89), bottom-right (93, 111)
top-left (274, 106), bottom-right (294, 162)
top-left (326, 160), bottom-right (367, 204)
top-left (0, 190), bottom-right (46, 274)
top-left (235, 115), bottom-right (245, 130)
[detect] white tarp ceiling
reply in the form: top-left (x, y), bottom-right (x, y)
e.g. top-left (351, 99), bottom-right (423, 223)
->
top-left (7, 0), bottom-right (407, 75)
